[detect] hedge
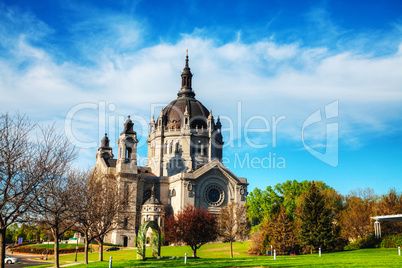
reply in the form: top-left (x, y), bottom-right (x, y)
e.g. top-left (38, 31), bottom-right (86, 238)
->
top-left (11, 245), bottom-right (85, 254)
top-left (344, 234), bottom-right (402, 250)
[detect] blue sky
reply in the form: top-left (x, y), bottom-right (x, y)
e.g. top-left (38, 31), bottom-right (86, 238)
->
top-left (0, 0), bottom-right (401, 196)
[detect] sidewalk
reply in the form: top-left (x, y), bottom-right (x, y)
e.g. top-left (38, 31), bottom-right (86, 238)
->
top-left (41, 261), bottom-right (95, 267)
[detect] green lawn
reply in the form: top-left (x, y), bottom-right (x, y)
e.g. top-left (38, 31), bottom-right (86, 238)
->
top-left (28, 242), bottom-right (402, 268)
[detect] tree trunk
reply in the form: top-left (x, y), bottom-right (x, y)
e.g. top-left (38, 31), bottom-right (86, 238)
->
top-left (230, 241), bottom-right (233, 258)
top-left (0, 228), bottom-right (6, 268)
top-left (97, 238), bottom-right (103, 261)
top-left (192, 246), bottom-right (197, 258)
top-left (84, 232), bottom-right (89, 264)
top-left (53, 232), bottom-right (60, 268)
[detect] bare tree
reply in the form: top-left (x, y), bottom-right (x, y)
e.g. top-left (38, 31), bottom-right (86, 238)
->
top-left (71, 169), bottom-right (123, 264)
top-left (218, 202), bottom-right (249, 258)
top-left (31, 171), bottom-right (79, 268)
top-left (0, 113), bottom-right (76, 268)
top-left (28, 126), bottom-right (77, 268)
top-left (70, 169), bottom-right (95, 264)
top-left (88, 171), bottom-right (123, 262)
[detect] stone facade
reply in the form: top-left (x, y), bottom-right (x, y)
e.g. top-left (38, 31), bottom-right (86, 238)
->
top-left (95, 54), bottom-right (248, 247)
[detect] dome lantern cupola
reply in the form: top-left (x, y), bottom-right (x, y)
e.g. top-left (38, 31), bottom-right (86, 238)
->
top-left (97, 133), bottom-right (114, 160)
top-left (121, 116), bottom-right (136, 135)
top-left (141, 184), bottom-right (165, 227)
top-left (178, 50), bottom-right (195, 98)
top-left (100, 133), bottom-right (111, 149)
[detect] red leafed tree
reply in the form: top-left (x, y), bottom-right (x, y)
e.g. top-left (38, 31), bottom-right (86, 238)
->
top-left (165, 205), bottom-right (217, 257)
top-left (164, 214), bottom-right (178, 244)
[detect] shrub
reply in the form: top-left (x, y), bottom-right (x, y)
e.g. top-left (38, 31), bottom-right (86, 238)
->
top-left (248, 229), bottom-right (264, 255)
top-left (380, 235), bottom-right (402, 248)
top-left (344, 235), bottom-right (382, 250)
top-left (102, 242), bottom-right (120, 247)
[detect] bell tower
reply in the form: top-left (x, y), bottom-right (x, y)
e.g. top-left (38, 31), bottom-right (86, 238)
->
top-left (117, 116), bottom-right (139, 175)
top-left (96, 133), bottom-right (114, 161)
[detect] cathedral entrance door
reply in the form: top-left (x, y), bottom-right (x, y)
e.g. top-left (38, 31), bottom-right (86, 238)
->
top-left (123, 236), bottom-right (128, 247)
top-left (136, 220), bottom-right (161, 260)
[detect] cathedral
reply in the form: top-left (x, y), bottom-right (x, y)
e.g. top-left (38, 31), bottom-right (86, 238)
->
top-left (94, 53), bottom-right (248, 247)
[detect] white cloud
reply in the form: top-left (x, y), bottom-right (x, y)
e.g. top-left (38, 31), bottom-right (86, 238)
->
top-left (0, 5), bottom-right (402, 168)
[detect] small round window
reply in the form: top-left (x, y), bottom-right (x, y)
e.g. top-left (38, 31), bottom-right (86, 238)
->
top-left (205, 184), bottom-right (224, 206)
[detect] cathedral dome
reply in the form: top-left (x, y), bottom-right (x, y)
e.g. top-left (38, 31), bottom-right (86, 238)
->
top-left (143, 195), bottom-right (162, 205)
top-left (161, 52), bottom-right (210, 129)
top-left (163, 96), bottom-right (210, 128)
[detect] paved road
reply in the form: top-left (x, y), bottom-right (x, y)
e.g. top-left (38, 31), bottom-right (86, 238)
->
top-left (5, 254), bottom-right (52, 268)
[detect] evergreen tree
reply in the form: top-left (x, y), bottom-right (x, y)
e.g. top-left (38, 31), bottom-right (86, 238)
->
top-left (271, 205), bottom-right (296, 255)
top-left (260, 232), bottom-right (271, 255)
top-left (298, 181), bottom-right (335, 254)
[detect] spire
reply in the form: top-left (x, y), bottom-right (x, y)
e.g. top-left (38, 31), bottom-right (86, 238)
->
top-left (185, 49), bottom-right (189, 68)
top-left (151, 184), bottom-right (155, 197)
top-left (178, 50), bottom-right (195, 98)
top-left (208, 109), bottom-right (213, 120)
top-left (216, 116), bottom-right (222, 130)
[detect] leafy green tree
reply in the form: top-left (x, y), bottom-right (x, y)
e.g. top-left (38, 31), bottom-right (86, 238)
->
top-left (5, 224), bottom-right (18, 243)
top-left (247, 180), bottom-right (330, 225)
top-left (246, 187), bottom-right (282, 226)
top-left (297, 181), bottom-right (335, 254)
top-left (276, 180), bottom-right (330, 219)
top-left (275, 180), bottom-right (311, 219)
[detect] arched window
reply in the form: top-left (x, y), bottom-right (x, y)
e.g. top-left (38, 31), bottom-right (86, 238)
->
top-left (171, 189), bottom-right (176, 197)
top-left (126, 147), bottom-right (132, 159)
top-left (175, 142), bottom-right (180, 153)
